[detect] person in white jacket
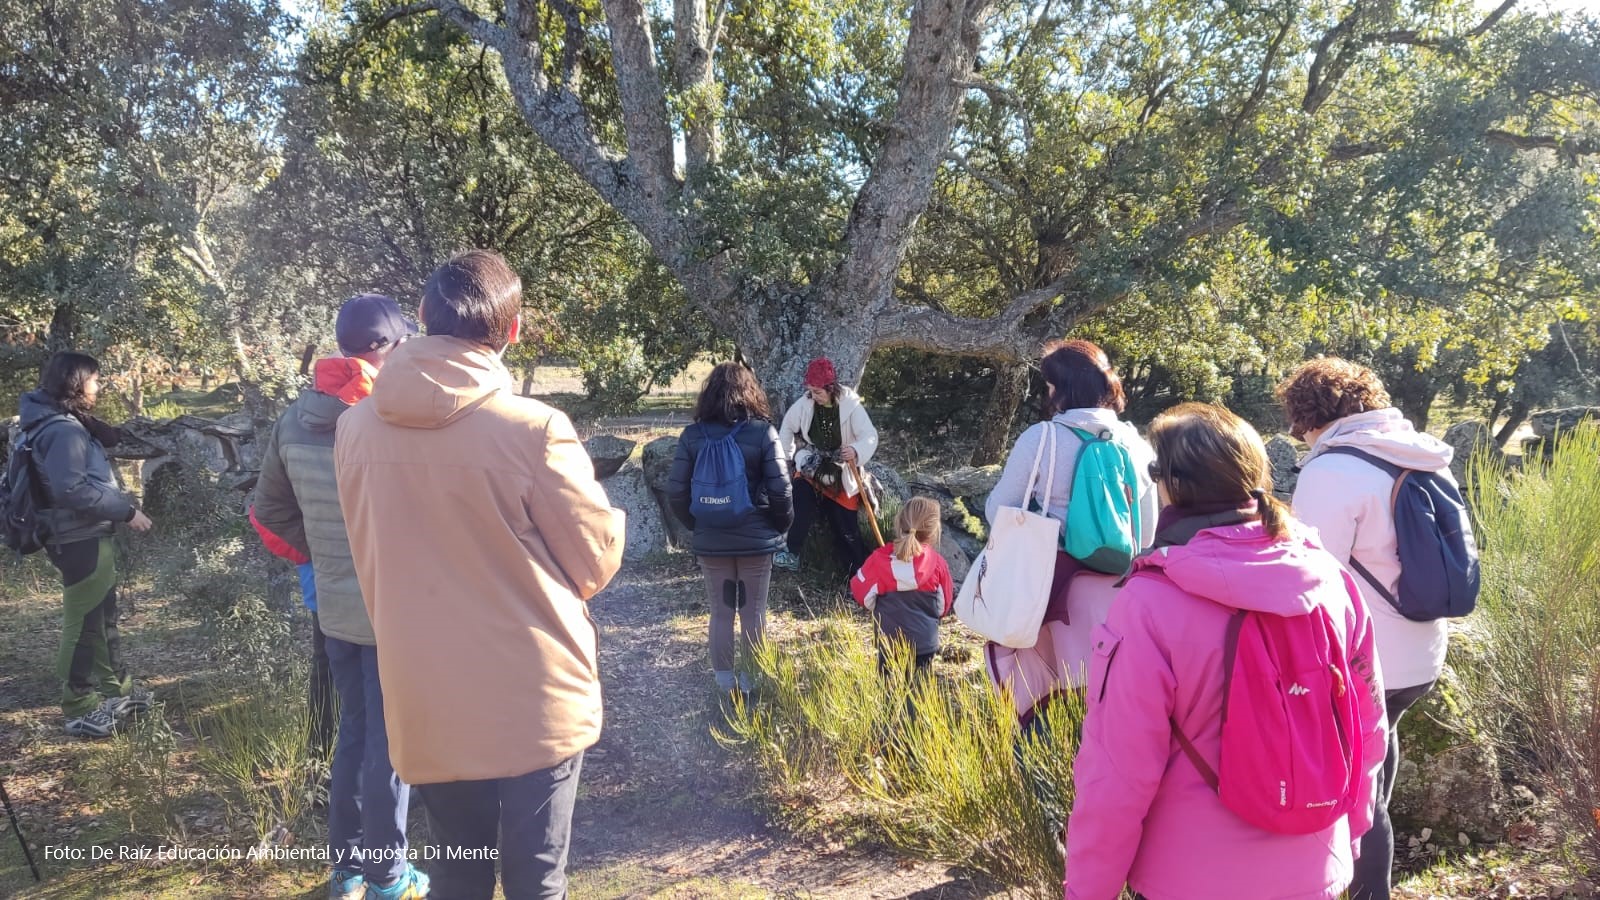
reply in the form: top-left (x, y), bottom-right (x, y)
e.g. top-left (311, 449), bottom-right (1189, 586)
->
top-left (775, 357), bottom-right (879, 573)
top-left (1278, 356), bottom-right (1455, 900)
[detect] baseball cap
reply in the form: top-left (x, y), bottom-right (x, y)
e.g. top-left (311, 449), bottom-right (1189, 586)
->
top-left (335, 294), bottom-right (418, 356)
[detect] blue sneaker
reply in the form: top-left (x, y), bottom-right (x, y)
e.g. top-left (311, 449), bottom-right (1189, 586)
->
top-left (367, 864), bottom-right (429, 899)
top-left (773, 550), bottom-right (800, 572)
top-left (329, 869), bottom-right (365, 900)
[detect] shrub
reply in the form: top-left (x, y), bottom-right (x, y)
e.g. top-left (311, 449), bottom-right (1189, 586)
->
top-left (719, 614), bottom-right (1080, 897)
top-left (1463, 423), bottom-right (1600, 865)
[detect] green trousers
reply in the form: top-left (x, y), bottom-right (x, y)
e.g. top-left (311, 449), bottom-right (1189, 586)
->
top-left (45, 538), bottom-right (130, 717)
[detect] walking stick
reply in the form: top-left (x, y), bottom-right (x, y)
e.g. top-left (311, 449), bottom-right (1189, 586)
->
top-left (0, 776), bottom-right (42, 882)
top-left (848, 460), bottom-right (886, 548)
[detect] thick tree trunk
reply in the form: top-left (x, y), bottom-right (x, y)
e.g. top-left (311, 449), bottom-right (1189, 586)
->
top-left (1494, 400), bottom-right (1530, 447)
top-left (970, 361), bottom-right (1030, 465)
top-left (740, 285), bottom-right (875, 415)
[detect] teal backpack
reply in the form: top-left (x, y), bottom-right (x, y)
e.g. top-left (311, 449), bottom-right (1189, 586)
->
top-left (1060, 425), bottom-right (1141, 574)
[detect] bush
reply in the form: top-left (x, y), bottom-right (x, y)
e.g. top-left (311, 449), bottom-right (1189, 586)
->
top-left (719, 614), bottom-right (1080, 897)
top-left (1463, 423), bottom-right (1600, 864)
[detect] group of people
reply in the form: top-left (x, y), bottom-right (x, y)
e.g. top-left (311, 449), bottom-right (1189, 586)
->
top-left (16, 243), bottom-right (1458, 898)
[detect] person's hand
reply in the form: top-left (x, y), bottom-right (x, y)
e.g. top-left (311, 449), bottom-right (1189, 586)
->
top-left (128, 510), bottom-right (154, 533)
top-left (840, 446), bottom-right (858, 464)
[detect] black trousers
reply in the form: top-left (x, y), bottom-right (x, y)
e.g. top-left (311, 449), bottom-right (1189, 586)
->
top-left (787, 478), bottom-right (868, 572)
top-left (417, 752), bottom-right (584, 899)
top-left (309, 611), bottom-right (335, 759)
top-left (1349, 679), bottom-right (1437, 900)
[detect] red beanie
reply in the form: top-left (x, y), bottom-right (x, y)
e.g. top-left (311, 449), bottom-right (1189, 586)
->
top-left (803, 357), bottom-right (837, 388)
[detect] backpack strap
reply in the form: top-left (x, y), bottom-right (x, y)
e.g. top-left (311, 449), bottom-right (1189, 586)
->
top-left (1169, 609), bottom-right (1247, 794)
top-left (1313, 446), bottom-right (1411, 608)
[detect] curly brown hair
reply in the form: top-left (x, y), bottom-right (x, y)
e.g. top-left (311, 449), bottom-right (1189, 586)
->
top-left (693, 361), bottom-right (773, 424)
top-left (1275, 357), bottom-right (1392, 440)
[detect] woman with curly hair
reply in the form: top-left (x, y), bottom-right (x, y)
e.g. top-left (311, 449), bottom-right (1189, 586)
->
top-left (1277, 356), bottom-right (1457, 900)
top-left (667, 362), bottom-right (795, 699)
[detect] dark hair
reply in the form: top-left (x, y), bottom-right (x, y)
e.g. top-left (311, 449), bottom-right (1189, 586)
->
top-left (1275, 357), bottom-right (1392, 440)
top-left (1147, 402), bottom-right (1291, 539)
top-left (422, 250), bottom-right (523, 348)
top-left (40, 351), bottom-right (101, 414)
top-left (1040, 339), bottom-right (1126, 416)
top-left (694, 362), bottom-right (772, 424)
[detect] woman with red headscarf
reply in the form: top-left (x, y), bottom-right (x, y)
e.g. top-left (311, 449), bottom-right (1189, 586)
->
top-left (775, 357), bottom-right (879, 573)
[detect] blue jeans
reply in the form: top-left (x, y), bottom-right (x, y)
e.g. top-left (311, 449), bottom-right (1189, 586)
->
top-left (325, 637), bottom-right (411, 885)
top-left (417, 753), bottom-right (584, 899)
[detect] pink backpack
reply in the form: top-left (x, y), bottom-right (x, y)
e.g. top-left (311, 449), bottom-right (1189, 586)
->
top-left (1172, 603), bottom-right (1364, 835)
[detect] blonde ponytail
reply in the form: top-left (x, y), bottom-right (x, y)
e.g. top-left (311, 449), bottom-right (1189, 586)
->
top-left (893, 497), bottom-right (942, 562)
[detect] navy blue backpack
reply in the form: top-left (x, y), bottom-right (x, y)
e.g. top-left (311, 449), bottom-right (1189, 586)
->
top-left (1322, 446), bottom-right (1480, 621)
top-left (690, 422), bottom-right (753, 528)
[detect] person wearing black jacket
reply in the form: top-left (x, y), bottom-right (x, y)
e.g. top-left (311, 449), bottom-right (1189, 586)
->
top-left (666, 362), bottom-right (794, 698)
top-left (19, 352), bottom-right (154, 739)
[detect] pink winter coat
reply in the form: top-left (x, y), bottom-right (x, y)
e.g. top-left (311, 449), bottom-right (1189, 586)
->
top-left (1064, 521), bottom-right (1388, 900)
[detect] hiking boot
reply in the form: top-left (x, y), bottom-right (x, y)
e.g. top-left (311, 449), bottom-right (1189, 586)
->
top-left (65, 707), bottom-right (117, 740)
top-left (366, 864), bottom-right (429, 899)
top-left (104, 685), bottom-right (154, 719)
top-left (329, 868), bottom-right (366, 900)
top-left (773, 551), bottom-right (800, 572)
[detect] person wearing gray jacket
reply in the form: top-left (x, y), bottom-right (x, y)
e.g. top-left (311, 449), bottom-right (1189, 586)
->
top-left (250, 294), bottom-right (427, 900)
top-left (21, 351), bottom-right (154, 740)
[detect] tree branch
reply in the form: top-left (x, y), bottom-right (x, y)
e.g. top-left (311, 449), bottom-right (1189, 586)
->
top-left (1485, 128), bottom-right (1600, 160)
top-left (376, 0), bottom-right (509, 53)
top-left (833, 0), bottom-right (997, 314)
top-left (599, 0), bottom-right (680, 206)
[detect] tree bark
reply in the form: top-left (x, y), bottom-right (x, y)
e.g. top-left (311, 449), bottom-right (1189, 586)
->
top-left (970, 361), bottom-right (1030, 465)
top-left (1494, 400), bottom-right (1530, 447)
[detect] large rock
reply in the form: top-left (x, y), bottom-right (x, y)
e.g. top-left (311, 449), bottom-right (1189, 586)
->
top-left (938, 530), bottom-right (973, 584)
top-left (641, 436), bottom-right (678, 494)
top-left (942, 465), bottom-right (1003, 498)
top-left (865, 461), bottom-right (911, 508)
top-left (1390, 643), bottom-right (1507, 843)
top-left (584, 435), bottom-right (637, 480)
top-left (1442, 421), bottom-right (1499, 482)
top-left (601, 462), bottom-right (668, 561)
top-left (1265, 435), bottom-right (1299, 500)
top-left (1529, 406), bottom-right (1600, 439)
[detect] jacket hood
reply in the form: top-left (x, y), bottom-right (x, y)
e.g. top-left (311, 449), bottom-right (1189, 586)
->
top-left (1134, 520), bottom-right (1347, 617)
top-left (1307, 408), bottom-right (1452, 471)
top-left (369, 335), bottom-right (512, 429)
top-left (1052, 407), bottom-right (1144, 447)
top-left (296, 357), bottom-right (379, 432)
top-left (19, 390), bottom-right (68, 430)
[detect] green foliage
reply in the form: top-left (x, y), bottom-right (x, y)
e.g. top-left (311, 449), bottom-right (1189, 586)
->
top-left (720, 615), bottom-right (1081, 896)
top-left (1462, 424), bottom-right (1600, 867)
top-left (88, 705), bottom-right (187, 841)
top-left (0, 0), bottom-right (293, 384)
top-left (189, 676), bottom-right (327, 846)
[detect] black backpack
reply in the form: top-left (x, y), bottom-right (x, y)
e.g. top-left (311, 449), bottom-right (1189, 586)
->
top-left (1321, 446), bottom-right (1480, 621)
top-left (1, 418), bottom-right (64, 556)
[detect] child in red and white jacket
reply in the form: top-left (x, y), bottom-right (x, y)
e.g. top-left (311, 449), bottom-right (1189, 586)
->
top-left (850, 497), bottom-right (955, 670)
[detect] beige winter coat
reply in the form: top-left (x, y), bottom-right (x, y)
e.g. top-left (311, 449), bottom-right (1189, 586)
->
top-left (335, 336), bottom-right (626, 784)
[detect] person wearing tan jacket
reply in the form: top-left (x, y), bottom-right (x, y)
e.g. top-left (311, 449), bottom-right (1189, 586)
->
top-left (335, 250), bottom-right (625, 900)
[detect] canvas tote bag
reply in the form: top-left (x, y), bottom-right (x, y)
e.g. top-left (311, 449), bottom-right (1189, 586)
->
top-left (955, 424), bottom-right (1063, 648)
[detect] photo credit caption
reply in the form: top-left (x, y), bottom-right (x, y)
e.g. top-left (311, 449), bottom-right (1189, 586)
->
top-left (43, 845), bottom-right (500, 863)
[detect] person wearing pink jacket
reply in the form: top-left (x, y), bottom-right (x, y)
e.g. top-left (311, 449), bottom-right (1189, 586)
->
top-left (1064, 403), bottom-right (1388, 900)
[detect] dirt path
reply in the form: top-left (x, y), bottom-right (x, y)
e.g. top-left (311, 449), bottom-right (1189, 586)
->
top-left (0, 550), bottom-right (998, 899)
top-left (570, 560), bottom-right (999, 898)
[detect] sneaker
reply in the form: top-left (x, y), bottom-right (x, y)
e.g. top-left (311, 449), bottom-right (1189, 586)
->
top-left (773, 550), bottom-right (800, 572)
top-left (367, 864), bottom-right (429, 899)
top-left (104, 685), bottom-right (154, 719)
top-left (329, 869), bottom-right (366, 900)
top-left (65, 707), bottom-right (117, 740)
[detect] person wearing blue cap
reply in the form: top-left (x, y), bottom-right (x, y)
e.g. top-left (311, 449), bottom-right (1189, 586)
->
top-left (249, 293), bottom-right (427, 900)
